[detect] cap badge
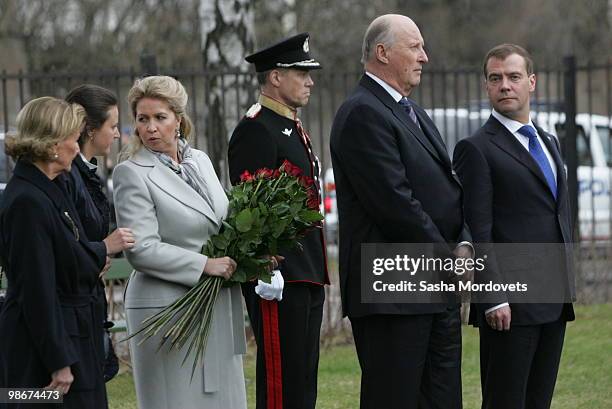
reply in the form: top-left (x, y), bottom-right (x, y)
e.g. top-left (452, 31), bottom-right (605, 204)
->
top-left (282, 128), bottom-right (293, 137)
top-left (303, 38), bottom-right (309, 52)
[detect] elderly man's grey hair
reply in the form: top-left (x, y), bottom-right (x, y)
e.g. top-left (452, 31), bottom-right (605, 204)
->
top-left (361, 16), bottom-right (396, 65)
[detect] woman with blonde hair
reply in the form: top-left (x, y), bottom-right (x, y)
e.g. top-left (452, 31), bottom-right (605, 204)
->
top-left (113, 76), bottom-right (247, 409)
top-left (0, 97), bottom-right (109, 408)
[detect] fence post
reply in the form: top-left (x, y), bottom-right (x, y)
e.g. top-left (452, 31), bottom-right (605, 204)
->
top-left (140, 53), bottom-right (158, 76)
top-left (1, 70), bottom-right (8, 134)
top-left (563, 56), bottom-right (579, 237)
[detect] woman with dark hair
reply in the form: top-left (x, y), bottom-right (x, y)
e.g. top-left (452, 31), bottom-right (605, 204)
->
top-left (0, 97), bottom-right (107, 408)
top-left (64, 84), bottom-right (133, 254)
top-left (64, 84), bottom-right (135, 381)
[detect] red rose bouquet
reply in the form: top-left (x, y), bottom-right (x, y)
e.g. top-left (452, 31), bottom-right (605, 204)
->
top-left (126, 160), bottom-right (323, 378)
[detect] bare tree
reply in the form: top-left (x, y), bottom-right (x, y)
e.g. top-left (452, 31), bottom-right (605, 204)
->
top-left (0, 0), bottom-right (205, 72)
top-left (292, 0), bottom-right (612, 71)
top-left (199, 0), bottom-right (256, 181)
top-left (3, 0), bottom-right (610, 74)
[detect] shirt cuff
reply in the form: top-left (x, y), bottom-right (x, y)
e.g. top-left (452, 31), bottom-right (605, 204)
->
top-left (456, 241), bottom-right (474, 257)
top-left (485, 303), bottom-right (509, 315)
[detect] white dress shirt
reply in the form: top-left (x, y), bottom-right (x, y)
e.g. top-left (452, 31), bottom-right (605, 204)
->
top-left (491, 110), bottom-right (557, 179)
top-left (365, 71), bottom-right (403, 102)
top-left (79, 153), bottom-right (98, 171)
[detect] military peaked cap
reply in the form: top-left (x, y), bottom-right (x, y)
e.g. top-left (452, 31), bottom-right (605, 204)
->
top-left (245, 32), bottom-right (322, 72)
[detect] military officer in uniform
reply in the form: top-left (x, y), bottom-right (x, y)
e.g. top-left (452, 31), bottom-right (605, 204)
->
top-left (228, 32), bottom-right (329, 409)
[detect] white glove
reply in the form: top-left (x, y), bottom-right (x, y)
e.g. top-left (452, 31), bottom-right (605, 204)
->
top-left (255, 269), bottom-right (284, 301)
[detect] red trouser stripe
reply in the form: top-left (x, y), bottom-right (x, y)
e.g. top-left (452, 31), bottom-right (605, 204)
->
top-left (261, 300), bottom-right (283, 409)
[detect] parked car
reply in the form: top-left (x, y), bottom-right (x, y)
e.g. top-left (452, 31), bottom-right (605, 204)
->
top-left (322, 167), bottom-right (338, 244)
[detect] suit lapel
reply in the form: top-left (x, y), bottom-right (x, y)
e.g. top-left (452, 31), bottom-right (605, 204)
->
top-left (412, 103), bottom-right (452, 169)
top-left (359, 75), bottom-right (446, 167)
top-left (133, 149), bottom-right (220, 227)
top-left (535, 124), bottom-right (567, 206)
top-left (487, 116), bottom-right (552, 193)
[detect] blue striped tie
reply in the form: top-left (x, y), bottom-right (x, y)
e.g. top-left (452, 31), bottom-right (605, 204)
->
top-left (518, 125), bottom-right (557, 199)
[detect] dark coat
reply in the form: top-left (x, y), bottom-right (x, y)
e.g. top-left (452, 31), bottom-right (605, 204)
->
top-left (453, 115), bottom-right (575, 326)
top-left (64, 155), bottom-right (110, 243)
top-left (228, 101), bottom-right (328, 285)
top-left (62, 155), bottom-right (119, 382)
top-left (330, 75), bottom-right (471, 318)
top-left (0, 160), bottom-right (107, 408)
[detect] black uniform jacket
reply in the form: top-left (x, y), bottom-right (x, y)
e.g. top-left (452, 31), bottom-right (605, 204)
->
top-left (228, 94), bottom-right (328, 285)
top-left (454, 116), bottom-right (575, 326)
top-left (0, 160), bottom-right (106, 393)
top-left (330, 75), bottom-right (471, 317)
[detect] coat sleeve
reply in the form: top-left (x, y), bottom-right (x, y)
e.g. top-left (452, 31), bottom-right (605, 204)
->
top-left (5, 194), bottom-right (78, 373)
top-left (61, 168), bottom-right (108, 260)
top-left (112, 163), bottom-right (208, 288)
top-left (228, 120), bottom-right (278, 185)
top-left (453, 138), bottom-right (508, 308)
top-left (332, 103), bottom-right (448, 244)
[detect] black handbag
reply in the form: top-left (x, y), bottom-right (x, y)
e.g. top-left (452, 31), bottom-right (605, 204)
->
top-left (102, 322), bottom-right (119, 382)
top-left (93, 282), bottom-right (119, 382)
top-left (99, 282), bottom-right (119, 382)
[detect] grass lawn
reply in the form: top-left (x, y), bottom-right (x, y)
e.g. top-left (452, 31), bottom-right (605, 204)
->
top-left (107, 303), bottom-right (612, 409)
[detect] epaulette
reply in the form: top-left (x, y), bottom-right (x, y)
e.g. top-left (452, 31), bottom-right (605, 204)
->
top-left (245, 103), bottom-right (262, 119)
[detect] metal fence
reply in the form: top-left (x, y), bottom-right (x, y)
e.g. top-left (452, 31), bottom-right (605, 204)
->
top-left (1, 57), bottom-right (610, 335)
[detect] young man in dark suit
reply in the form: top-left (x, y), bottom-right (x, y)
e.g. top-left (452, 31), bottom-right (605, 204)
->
top-left (330, 14), bottom-right (472, 409)
top-left (453, 44), bottom-right (575, 409)
top-left (228, 33), bottom-right (329, 409)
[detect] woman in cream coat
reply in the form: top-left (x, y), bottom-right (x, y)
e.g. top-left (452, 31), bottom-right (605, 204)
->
top-left (113, 76), bottom-right (246, 409)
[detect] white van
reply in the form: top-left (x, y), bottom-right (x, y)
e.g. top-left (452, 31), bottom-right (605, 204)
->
top-left (535, 112), bottom-right (610, 241)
